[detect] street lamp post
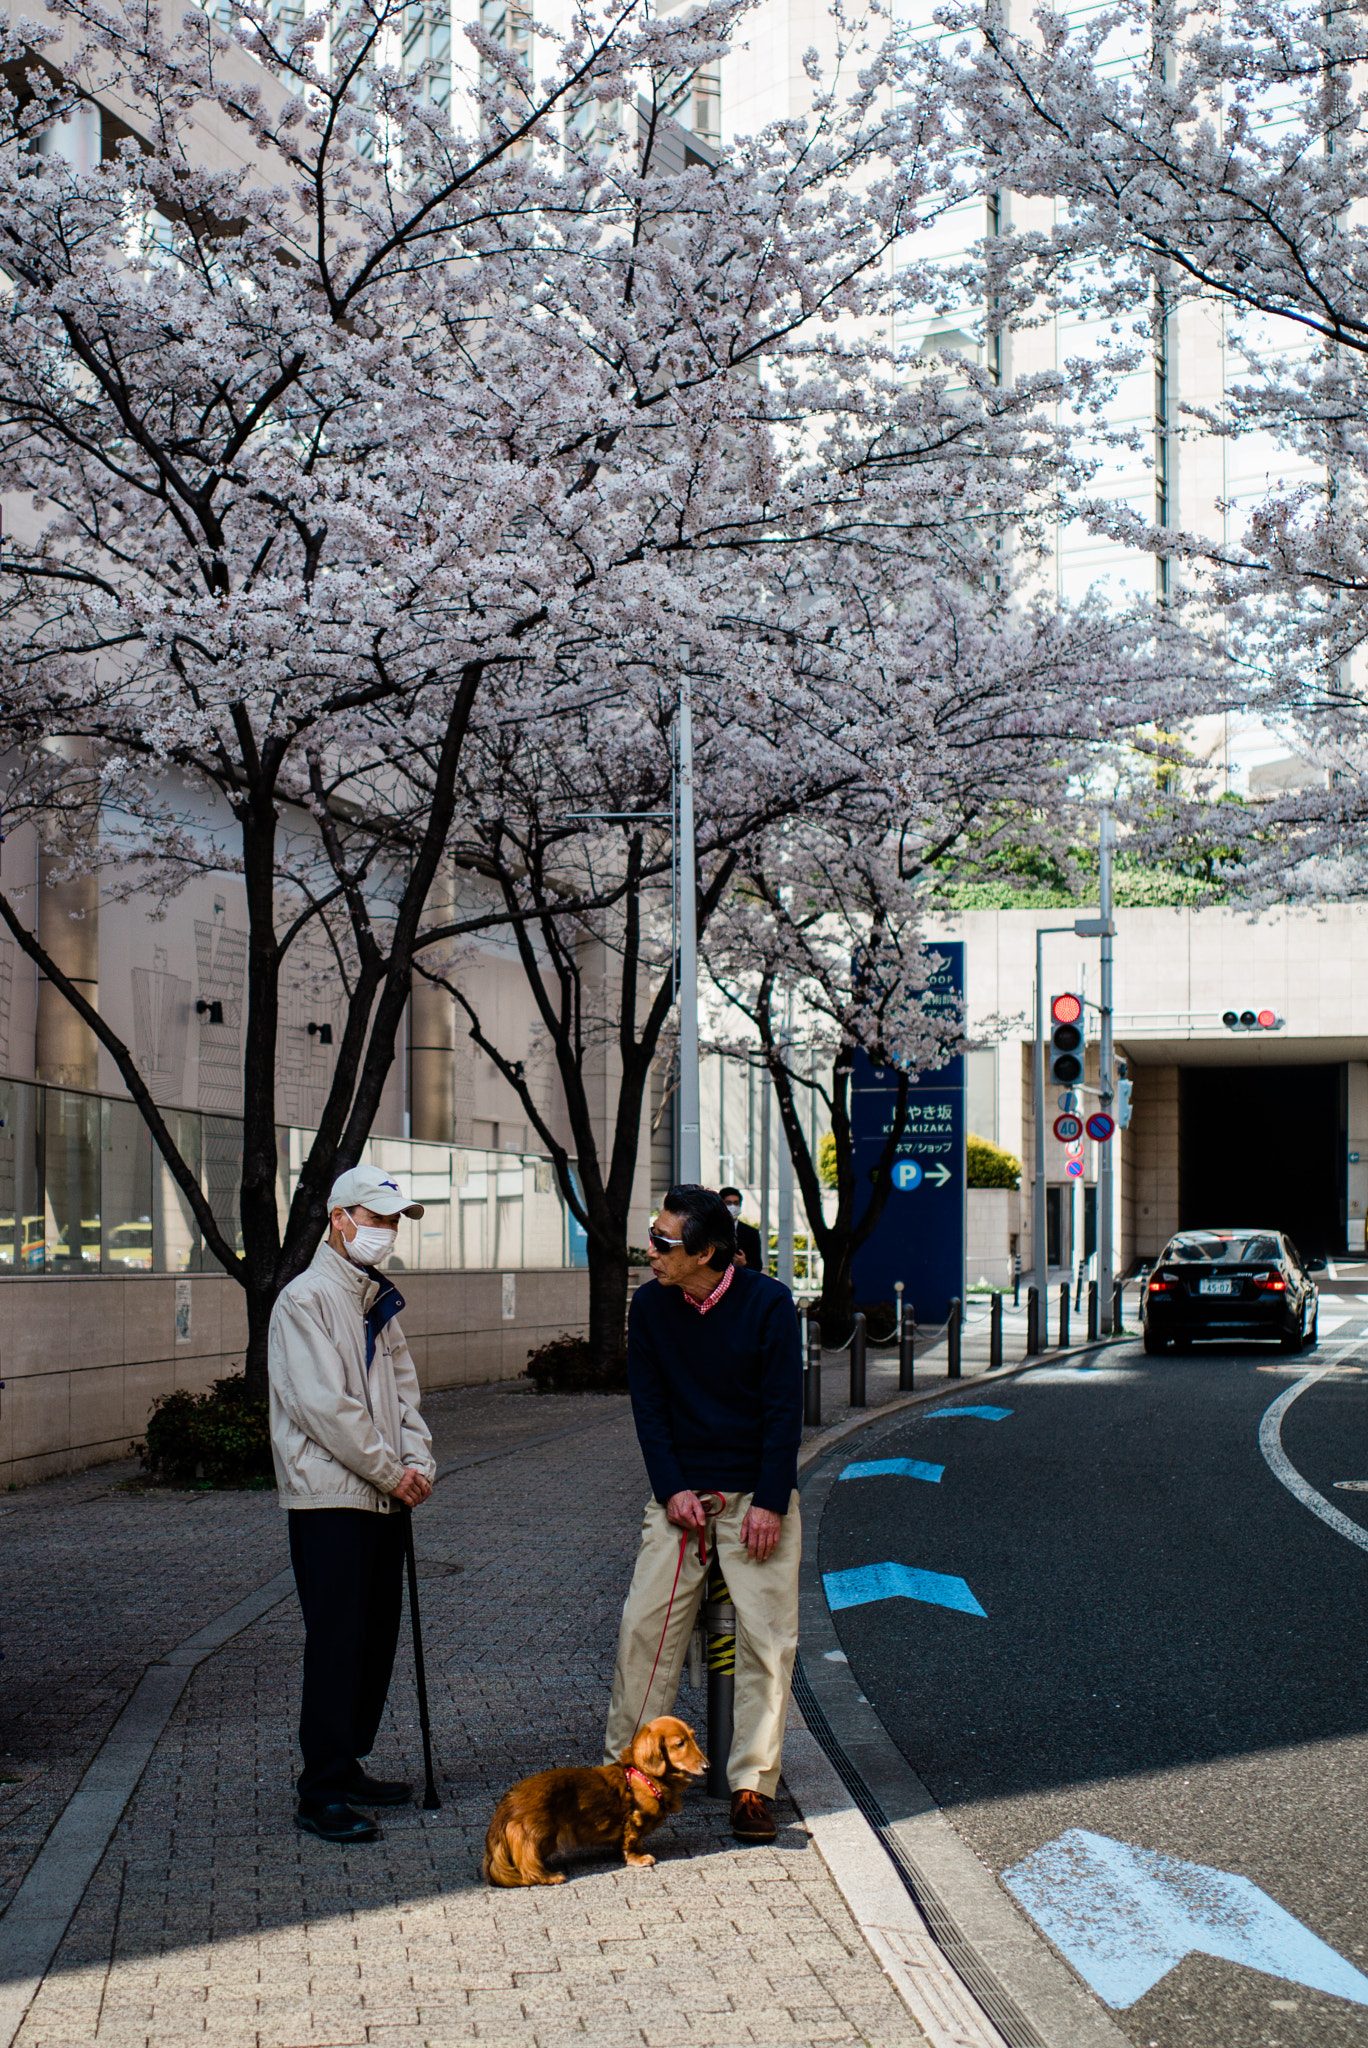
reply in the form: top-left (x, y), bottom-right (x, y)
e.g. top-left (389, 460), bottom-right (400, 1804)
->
top-left (1097, 806), bottom-right (1116, 1332)
top-left (677, 675), bottom-right (701, 1183)
top-left (567, 675), bottom-right (699, 1187)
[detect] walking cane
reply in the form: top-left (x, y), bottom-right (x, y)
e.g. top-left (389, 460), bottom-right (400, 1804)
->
top-left (401, 1508), bottom-right (442, 1810)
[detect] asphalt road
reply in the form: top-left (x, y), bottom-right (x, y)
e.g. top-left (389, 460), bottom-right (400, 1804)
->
top-left (819, 1321), bottom-right (1368, 2048)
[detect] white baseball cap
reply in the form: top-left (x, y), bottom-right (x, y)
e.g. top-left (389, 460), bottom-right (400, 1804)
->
top-left (328, 1165), bottom-right (424, 1218)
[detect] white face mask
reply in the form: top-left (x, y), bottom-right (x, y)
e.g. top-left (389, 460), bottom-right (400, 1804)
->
top-left (725, 1202), bottom-right (741, 1218)
top-left (341, 1219), bottom-right (398, 1267)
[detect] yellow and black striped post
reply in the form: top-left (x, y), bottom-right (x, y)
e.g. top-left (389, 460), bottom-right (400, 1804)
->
top-left (702, 1562), bottom-right (735, 1798)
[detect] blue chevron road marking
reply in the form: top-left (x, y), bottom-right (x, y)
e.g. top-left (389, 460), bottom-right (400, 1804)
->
top-left (822, 1562), bottom-right (987, 1616)
top-left (839, 1458), bottom-right (945, 1484)
top-left (927, 1404), bottom-right (1012, 1420)
top-left (1003, 1830), bottom-right (1368, 2010)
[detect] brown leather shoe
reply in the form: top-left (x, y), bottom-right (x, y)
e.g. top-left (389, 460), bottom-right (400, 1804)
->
top-left (730, 1789), bottom-right (777, 1841)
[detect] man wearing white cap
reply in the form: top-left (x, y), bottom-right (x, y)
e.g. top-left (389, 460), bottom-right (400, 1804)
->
top-left (269, 1165), bottom-right (437, 1843)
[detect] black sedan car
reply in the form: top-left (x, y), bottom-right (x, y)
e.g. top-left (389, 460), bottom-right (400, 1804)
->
top-left (1141, 1229), bottom-right (1320, 1355)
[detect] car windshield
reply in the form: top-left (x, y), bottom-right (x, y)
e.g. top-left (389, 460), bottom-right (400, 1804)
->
top-left (1166, 1235), bottom-right (1281, 1264)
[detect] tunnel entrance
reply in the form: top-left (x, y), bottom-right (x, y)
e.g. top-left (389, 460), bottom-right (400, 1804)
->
top-left (1179, 1063), bottom-right (1345, 1257)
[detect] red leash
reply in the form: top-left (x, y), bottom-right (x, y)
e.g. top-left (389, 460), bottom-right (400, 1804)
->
top-left (630, 1493), bottom-right (725, 1738)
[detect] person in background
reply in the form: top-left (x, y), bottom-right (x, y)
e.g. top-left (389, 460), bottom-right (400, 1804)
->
top-left (269, 1165), bottom-right (436, 1845)
top-left (720, 1186), bottom-right (764, 1273)
top-left (604, 1183), bottom-right (803, 1842)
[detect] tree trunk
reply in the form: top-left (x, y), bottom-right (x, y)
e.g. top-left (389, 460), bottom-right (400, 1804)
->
top-left (817, 1232), bottom-right (855, 1343)
top-left (243, 1285), bottom-right (274, 1403)
top-left (586, 1232), bottom-right (631, 1378)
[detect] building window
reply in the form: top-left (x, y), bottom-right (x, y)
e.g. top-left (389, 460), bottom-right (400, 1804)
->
top-left (481, 0), bottom-right (531, 135)
top-left (405, 0), bottom-right (453, 110)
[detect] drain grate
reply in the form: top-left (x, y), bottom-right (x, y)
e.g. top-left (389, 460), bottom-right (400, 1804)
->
top-left (791, 1656), bottom-right (1047, 2048)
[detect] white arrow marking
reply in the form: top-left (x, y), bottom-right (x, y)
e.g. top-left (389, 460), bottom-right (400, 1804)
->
top-left (926, 1163), bottom-right (952, 1187)
top-left (1002, 1830), bottom-right (1368, 2010)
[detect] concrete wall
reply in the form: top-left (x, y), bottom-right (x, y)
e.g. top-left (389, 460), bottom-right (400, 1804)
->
top-left (1123, 1066), bottom-right (1181, 1265)
top-left (0, 1268), bottom-right (589, 1488)
top-left (967, 1188), bottom-right (1020, 1289)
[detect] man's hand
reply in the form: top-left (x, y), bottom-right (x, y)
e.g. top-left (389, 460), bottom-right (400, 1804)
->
top-left (392, 1469), bottom-right (432, 1508)
top-left (666, 1489), bottom-right (708, 1533)
top-left (733, 1250), bottom-right (748, 1267)
top-left (740, 1504), bottom-right (782, 1561)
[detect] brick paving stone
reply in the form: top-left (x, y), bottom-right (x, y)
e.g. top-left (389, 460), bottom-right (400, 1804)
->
top-left (6, 1378), bottom-right (930, 2048)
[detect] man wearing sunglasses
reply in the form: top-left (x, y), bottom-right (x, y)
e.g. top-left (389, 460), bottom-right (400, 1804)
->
top-left (603, 1183), bottom-right (803, 1843)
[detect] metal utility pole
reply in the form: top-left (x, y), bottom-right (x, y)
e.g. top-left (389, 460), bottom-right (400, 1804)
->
top-left (1035, 909), bottom-right (1114, 1340)
top-left (677, 674), bottom-right (701, 1183)
top-left (778, 995), bottom-right (795, 1291)
top-left (1098, 805), bottom-right (1116, 1333)
top-left (759, 1066), bottom-right (771, 1275)
top-left (1034, 927), bottom-right (1049, 1330)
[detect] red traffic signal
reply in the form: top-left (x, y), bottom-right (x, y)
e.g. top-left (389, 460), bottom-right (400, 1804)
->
top-left (1051, 993), bottom-right (1083, 1026)
top-left (1221, 1007), bottom-right (1284, 1032)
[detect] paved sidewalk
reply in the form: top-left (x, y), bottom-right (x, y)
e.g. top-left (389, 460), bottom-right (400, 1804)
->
top-left (1, 1379), bottom-right (930, 2048)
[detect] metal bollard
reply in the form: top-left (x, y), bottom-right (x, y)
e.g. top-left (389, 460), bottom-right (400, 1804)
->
top-left (1013, 1258), bottom-right (1021, 1308)
top-left (1027, 1284), bottom-right (1040, 1354)
top-left (990, 1291), bottom-right (1003, 1372)
top-left (850, 1312), bottom-right (867, 1408)
top-left (702, 1563), bottom-right (735, 1798)
top-left (1112, 1280), bottom-right (1124, 1335)
top-left (1087, 1279), bottom-right (1099, 1342)
top-left (804, 1313), bottom-right (823, 1426)
top-left (899, 1310), bottom-right (916, 1391)
top-left (947, 1296), bottom-right (962, 1379)
top-left (1058, 1282), bottom-right (1070, 1349)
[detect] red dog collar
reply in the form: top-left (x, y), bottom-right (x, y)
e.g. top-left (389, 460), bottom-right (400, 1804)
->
top-left (626, 1764), bottom-right (664, 1799)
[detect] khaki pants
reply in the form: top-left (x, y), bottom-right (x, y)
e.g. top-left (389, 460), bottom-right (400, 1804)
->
top-left (604, 1490), bottom-right (801, 1797)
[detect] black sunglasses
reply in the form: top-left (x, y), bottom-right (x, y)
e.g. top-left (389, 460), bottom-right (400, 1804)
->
top-left (648, 1229), bottom-right (685, 1253)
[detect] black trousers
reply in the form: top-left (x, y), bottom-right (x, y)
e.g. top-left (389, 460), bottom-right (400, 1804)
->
top-left (287, 1507), bottom-right (406, 1804)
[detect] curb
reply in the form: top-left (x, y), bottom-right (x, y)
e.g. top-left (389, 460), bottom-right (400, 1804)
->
top-left (797, 1332), bottom-right (1131, 1474)
top-left (783, 1344), bottom-right (1135, 2048)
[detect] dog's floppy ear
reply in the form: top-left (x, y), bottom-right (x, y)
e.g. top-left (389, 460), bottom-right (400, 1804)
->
top-left (633, 1722), bottom-right (667, 1779)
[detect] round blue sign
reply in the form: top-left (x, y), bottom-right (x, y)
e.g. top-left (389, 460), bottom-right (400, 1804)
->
top-left (892, 1160), bottom-right (923, 1192)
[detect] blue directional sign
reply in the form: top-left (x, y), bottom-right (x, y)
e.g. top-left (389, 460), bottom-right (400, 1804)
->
top-left (1003, 1830), bottom-right (1368, 2009)
top-left (850, 940), bottom-right (965, 1326)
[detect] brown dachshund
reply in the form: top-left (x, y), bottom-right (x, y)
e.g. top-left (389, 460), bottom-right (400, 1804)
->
top-left (483, 1716), bottom-right (707, 1886)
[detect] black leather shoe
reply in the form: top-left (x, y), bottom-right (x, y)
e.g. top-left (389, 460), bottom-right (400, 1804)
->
top-left (348, 1772), bottom-right (413, 1808)
top-left (730, 1789), bottom-right (777, 1842)
top-left (296, 1801), bottom-right (380, 1843)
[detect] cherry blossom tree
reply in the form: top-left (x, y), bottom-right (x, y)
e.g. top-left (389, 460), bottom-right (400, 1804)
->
top-left (919, 0), bottom-right (1368, 892)
top-left (0, 0), bottom-right (1160, 1381)
top-left (703, 591), bottom-right (1195, 1337)
top-left (0, 0), bottom-right (977, 1385)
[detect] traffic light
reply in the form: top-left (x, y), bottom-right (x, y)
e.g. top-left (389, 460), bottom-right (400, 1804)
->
top-left (1115, 1076), bottom-right (1133, 1129)
top-left (1221, 1007), bottom-right (1284, 1032)
top-left (1049, 992), bottom-right (1085, 1086)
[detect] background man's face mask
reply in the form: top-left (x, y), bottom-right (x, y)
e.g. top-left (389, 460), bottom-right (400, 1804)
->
top-left (341, 1214), bottom-right (398, 1267)
top-left (725, 1202), bottom-right (741, 1217)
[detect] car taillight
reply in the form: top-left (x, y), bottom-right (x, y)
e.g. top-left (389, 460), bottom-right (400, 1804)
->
top-left (1259, 1274), bottom-right (1287, 1292)
top-left (1148, 1278), bottom-right (1170, 1291)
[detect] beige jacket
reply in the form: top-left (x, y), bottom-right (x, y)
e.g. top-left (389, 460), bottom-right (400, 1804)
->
top-left (268, 1241), bottom-right (435, 1512)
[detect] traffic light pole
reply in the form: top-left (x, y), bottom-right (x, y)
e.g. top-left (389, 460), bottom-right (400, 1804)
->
top-left (1098, 807), bottom-right (1116, 1334)
top-left (1034, 926), bottom-right (1049, 1326)
top-left (1035, 911), bottom-right (1114, 1330)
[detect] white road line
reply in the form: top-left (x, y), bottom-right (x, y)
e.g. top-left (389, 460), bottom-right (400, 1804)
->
top-left (1258, 1350), bottom-right (1368, 1558)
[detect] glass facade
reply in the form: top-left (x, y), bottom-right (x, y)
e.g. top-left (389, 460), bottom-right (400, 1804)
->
top-left (0, 1079), bottom-right (586, 1275)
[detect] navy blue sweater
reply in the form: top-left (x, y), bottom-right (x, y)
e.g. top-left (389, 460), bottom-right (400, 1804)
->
top-left (626, 1266), bottom-right (803, 1514)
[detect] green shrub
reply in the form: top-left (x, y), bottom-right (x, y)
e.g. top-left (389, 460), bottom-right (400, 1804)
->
top-left (818, 1131), bottom-right (838, 1189)
top-left (137, 1373), bottom-right (275, 1487)
top-left (524, 1332), bottom-right (629, 1395)
top-left (967, 1133), bottom-right (1021, 1190)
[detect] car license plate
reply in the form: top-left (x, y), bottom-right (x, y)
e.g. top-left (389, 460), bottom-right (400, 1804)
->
top-left (1200, 1279), bottom-right (1234, 1296)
